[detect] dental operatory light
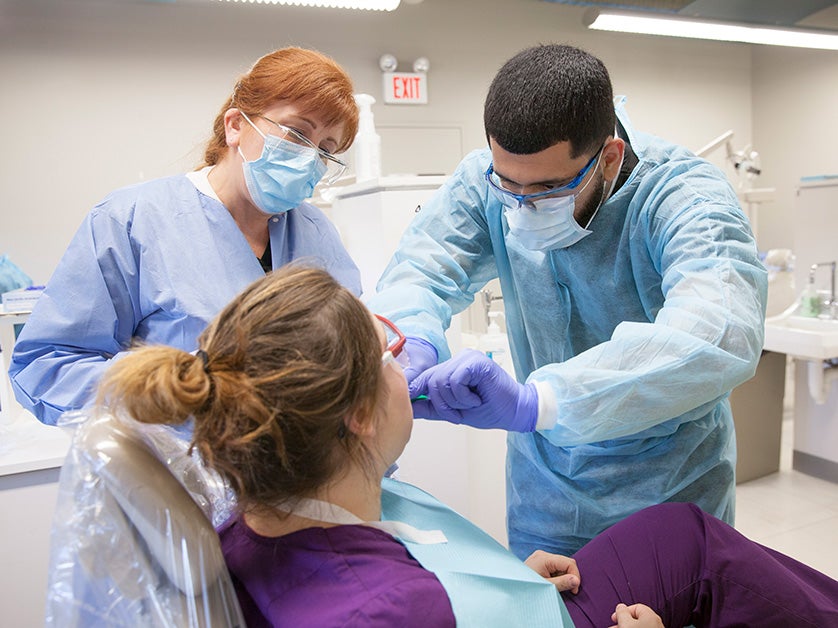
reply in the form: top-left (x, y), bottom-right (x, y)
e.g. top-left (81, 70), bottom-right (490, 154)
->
top-left (696, 130), bottom-right (761, 178)
top-left (584, 8), bottom-right (838, 51)
top-left (696, 129), bottom-right (773, 238)
top-left (215, 0), bottom-right (400, 10)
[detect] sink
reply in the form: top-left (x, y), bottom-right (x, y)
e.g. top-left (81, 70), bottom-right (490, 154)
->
top-left (764, 315), bottom-right (838, 360)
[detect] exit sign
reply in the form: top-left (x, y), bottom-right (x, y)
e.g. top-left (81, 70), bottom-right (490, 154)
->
top-left (382, 72), bottom-right (428, 104)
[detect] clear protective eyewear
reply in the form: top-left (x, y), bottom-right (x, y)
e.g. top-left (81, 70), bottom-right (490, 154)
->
top-left (375, 314), bottom-right (410, 370)
top-left (485, 143), bottom-right (604, 209)
top-left (258, 115), bottom-right (347, 185)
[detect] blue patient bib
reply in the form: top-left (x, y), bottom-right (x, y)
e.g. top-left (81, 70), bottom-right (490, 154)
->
top-left (381, 478), bottom-right (574, 628)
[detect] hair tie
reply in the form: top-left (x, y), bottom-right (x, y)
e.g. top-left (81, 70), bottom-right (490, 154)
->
top-left (195, 349), bottom-right (210, 373)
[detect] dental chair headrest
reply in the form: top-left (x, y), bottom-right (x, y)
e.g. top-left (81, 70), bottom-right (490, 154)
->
top-left (44, 412), bottom-right (245, 627)
top-left (78, 414), bottom-right (227, 594)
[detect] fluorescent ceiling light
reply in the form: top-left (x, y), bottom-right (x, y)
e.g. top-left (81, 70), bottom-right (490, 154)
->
top-left (215, 0), bottom-right (400, 10)
top-left (584, 8), bottom-right (838, 51)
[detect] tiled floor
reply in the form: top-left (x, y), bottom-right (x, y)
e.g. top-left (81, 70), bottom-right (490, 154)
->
top-left (735, 417), bottom-right (838, 580)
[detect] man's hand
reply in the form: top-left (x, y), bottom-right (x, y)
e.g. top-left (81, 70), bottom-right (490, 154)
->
top-left (409, 349), bottom-right (538, 432)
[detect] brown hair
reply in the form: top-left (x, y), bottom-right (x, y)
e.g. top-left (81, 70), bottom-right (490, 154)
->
top-left (97, 265), bottom-right (382, 511)
top-left (201, 47), bottom-right (359, 167)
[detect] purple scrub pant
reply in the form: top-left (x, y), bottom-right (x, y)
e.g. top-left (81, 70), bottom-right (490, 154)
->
top-left (562, 502), bottom-right (838, 627)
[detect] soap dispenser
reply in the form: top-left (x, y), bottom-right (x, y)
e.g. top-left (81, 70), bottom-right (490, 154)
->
top-left (480, 311), bottom-right (514, 376)
top-left (352, 93), bottom-right (381, 182)
top-left (800, 269), bottom-right (821, 317)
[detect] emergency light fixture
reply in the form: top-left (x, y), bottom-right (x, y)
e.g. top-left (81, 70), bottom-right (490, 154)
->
top-left (378, 53), bottom-right (430, 104)
top-left (584, 8), bottom-right (838, 51)
top-left (215, 0), bottom-right (400, 10)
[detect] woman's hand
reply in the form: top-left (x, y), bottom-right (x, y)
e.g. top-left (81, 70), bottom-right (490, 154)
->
top-left (523, 549), bottom-right (580, 594)
top-left (609, 603), bottom-right (665, 627)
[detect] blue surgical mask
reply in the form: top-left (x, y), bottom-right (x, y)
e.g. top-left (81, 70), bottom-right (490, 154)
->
top-left (238, 112), bottom-right (327, 214)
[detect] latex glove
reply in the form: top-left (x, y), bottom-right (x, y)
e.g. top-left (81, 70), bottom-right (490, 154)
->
top-left (402, 336), bottom-right (438, 387)
top-left (409, 349), bottom-right (538, 432)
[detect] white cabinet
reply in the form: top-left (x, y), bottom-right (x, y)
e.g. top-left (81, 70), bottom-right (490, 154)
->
top-left (0, 309), bottom-right (72, 624)
top-left (0, 411), bottom-right (70, 627)
top-left (328, 175), bottom-right (448, 296)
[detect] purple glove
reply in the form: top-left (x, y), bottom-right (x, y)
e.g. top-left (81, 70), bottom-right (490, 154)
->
top-left (403, 336), bottom-right (439, 387)
top-left (409, 349), bottom-right (538, 432)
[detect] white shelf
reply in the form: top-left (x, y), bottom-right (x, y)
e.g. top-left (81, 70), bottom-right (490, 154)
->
top-left (329, 174), bottom-right (448, 200)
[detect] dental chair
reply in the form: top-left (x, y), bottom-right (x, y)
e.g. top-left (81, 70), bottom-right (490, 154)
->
top-left (44, 411), bottom-right (246, 627)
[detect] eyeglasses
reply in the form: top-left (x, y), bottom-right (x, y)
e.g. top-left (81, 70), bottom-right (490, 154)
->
top-left (485, 143), bottom-right (604, 208)
top-left (375, 314), bottom-right (409, 370)
top-left (256, 115), bottom-right (348, 185)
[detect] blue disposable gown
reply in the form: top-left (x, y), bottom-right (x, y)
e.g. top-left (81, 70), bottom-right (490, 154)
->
top-left (10, 174), bottom-right (361, 425)
top-left (367, 102), bottom-right (767, 558)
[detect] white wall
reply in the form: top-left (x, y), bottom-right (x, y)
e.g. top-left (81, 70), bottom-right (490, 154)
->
top-left (1, 1), bottom-right (836, 615)
top-left (751, 46), bottom-right (838, 253)
top-left (1, 0), bottom-right (761, 284)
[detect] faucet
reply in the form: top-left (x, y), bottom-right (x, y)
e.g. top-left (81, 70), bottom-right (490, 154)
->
top-left (809, 261), bottom-right (837, 318)
top-left (480, 289), bottom-right (504, 327)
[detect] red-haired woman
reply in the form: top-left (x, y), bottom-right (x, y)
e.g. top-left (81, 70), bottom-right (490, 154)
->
top-left (10, 47), bottom-right (361, 426)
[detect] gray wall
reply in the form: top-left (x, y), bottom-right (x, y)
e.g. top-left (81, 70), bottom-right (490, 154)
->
top-left (751, 45), bottom-right (838, 252)
top-left (0, 0), bottom-right (834, 284)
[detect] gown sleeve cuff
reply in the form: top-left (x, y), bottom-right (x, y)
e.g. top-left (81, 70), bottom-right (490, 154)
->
top-left (533, 379), bottom-right (558, 431)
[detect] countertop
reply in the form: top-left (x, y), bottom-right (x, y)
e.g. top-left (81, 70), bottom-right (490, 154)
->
top-left (1, 306), bottom-right (71, 477)
top-left (0, 407), bottom-right (71, 477)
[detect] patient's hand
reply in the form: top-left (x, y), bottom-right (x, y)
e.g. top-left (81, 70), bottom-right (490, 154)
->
top-left (609, 603), bottom-right (664, 628)
top-left (523, 549), bottom-right (580, 594)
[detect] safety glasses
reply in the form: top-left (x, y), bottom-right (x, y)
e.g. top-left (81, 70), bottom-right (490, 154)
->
top-left (375, 314), bottom-right (409, 369)
top-left (257, 115), bottom-right (348, 185)
top-left (485, 143), bottom-right (604, 208)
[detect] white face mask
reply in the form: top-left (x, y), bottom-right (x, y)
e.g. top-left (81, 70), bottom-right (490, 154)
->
top-left (502, 155), bottom-right (600, 251)
top-left (504, 195), bottom-right (591, 251)
top-left (501, 150), bottom-right (623, 252)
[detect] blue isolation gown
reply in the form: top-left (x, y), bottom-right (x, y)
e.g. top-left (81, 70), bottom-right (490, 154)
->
top-left (367, 101), bottom-right (767, 558)
top-left (10, 174), bottom-right (360, 425)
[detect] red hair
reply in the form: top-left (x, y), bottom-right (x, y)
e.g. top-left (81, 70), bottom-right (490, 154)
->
top-left (201, 47), bottom-right (359, 167)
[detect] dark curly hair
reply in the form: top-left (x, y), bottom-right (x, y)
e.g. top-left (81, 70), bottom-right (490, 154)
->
top-left (484, 44), bottom-right (615, 158)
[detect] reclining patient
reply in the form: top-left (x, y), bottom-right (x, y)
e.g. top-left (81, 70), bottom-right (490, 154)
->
top-left (97, 265), bottom-right (838, 628)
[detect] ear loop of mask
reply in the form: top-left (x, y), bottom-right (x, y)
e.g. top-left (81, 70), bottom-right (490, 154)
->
top-left (237, 110), bottom-right (265, 164)
top-left (605, 128), bottom-right (625, 198)
top-left (591, 133), bottom-right (625, 225)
